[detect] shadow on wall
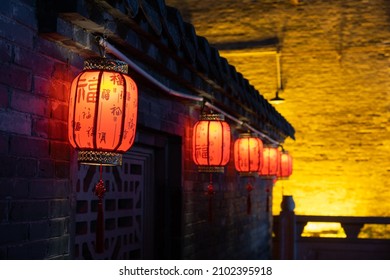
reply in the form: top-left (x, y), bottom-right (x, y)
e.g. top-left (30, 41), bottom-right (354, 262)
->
top-left (36, 0), bottom-right (77, 33)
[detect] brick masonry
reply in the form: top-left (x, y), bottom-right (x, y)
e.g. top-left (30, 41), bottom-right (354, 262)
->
top-left (0, 0), bottom-right (76, 259)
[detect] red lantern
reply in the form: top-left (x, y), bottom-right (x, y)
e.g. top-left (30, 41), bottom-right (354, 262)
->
top-left (192, 113), bottom-right (231, 222)
top-left (259, 146), bottom-right (280, 178)
top-left (192, 113), bottom-right (231, 173)
top-left (234, 133), bottom-right (263, 175)
top-left (68, 57), bottom-right (138, 253)
top-left (277, 150), bottom-right (293, 179)
top-left (68, 58), bottom-right (138, 165)
top-left (234, 133), bottom-right (263, 215)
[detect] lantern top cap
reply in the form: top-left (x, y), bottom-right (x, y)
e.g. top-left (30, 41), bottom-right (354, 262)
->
top-left (238, 132), bottom-right (254, 138)
top-left (199, 113), bottom-right (225, 121)
top-left (83, 57), bottom-right (128, 74)
top-left (264, 144), bottom-right (279, 148)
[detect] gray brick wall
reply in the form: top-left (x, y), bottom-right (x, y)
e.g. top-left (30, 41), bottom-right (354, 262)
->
top-left (0, 0), bottom-right (76, 259)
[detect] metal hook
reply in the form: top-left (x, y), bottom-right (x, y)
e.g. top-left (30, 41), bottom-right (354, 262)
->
top-left (95, 36), bottom-right (105, 57)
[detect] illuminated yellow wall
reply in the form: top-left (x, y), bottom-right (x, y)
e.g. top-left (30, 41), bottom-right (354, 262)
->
top-left (167, 0), bottom-right (390, 217)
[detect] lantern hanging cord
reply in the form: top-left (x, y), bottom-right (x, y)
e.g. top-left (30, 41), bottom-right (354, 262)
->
top-left (99, 39), bottom-right (281, 146)
top-left (100, 20), bottom-right (110, 58)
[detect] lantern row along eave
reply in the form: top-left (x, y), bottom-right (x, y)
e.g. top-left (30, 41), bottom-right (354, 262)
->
top-left (191, 115), bottom-right (293, 179)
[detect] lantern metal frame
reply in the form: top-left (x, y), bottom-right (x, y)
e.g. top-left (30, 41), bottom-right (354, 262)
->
top-left (259, 144), bottom-right (280, 179)
top-left (277, 149), bottom-right (293, 179)
top-left (69, 57), bottom-right (137, 166)
top-left (234, 132), bottom-right (263, 177)
top-left (78, 150), bottom-right (123, 166)
top-left (192, 113), bottom-right (231, 173)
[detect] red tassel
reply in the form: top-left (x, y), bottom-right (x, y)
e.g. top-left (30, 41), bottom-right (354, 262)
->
top-left (208, 193), bottom-right (213, 222)
top-left (94, 165), bottom-right (106, 253)
top-left (96, 197), bottom-right (104, 253)
top-left (207, 174), bottom-right (215, 222)
top-left (246, 182), bottom-right (253, 215)
top-left (247, 193), bottom-right (251, 215)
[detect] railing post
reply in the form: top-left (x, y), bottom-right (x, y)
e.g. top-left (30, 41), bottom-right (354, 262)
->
top-left (279, 195), bottom-right (296, 259)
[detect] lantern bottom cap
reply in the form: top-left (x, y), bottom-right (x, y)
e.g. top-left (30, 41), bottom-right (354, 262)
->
top-left (258, 175), bottom-right (277, 179)
top-left (78, 150), bottom-right (123, 166)
top-left (238, 172), bottom-right (259, 177)
top-left (197, 166), bottom-right (225, 173)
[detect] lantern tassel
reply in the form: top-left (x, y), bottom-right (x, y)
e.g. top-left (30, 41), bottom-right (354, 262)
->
top-left (94, 165), bottom-right (106, 253)
top-left (246, 181), bottom-right (253, 215)
top-left (96, 196), bottom-right (104, 253)
top-left (208, 191), bottom-right (213, 223)
top-left (207, 174), bottom-right (215, 223)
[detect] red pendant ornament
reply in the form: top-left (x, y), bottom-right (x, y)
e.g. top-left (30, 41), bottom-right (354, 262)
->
top-left (94, 165), bottom-right (106, 253)
top-left (259, 146), bottom-right (280, 178)
top-left (233, 133), bottom-right (263, 214)
top-left (277, 150), bottom-right (293, 179)
top-left (192, 113), bottom-right (231, 221)
top-left (68, 57), bottom-right (138, 252)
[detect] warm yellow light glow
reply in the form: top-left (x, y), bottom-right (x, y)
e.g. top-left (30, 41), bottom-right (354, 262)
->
top-left (301, 222), bottom-right (346, 238)
top-left (359, 224), bottom-right (390, 239)
top-left (301, 223), bottom-right (390, 239)
top-left (166, 0), bottom-right (390, 220)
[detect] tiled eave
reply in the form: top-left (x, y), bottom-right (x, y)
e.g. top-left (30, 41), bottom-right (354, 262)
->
top-left (40, 0), bottom-right (295, 143)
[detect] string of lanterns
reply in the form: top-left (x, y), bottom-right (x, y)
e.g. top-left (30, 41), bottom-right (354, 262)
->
top-left (191, 108), bottom-right (293, 220)
top-left (191, 110), bottom-right (293, 179)
top-left (68, 39), bottom-right (294, 252)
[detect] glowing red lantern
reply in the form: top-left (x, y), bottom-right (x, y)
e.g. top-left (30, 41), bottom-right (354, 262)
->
top-left (259, 146), bottom-right (280, 177)
top-left (192, 113), bottom-right (231, 173)
top-left (277, 150), bottom-right (293, 179)
top-left (234, 133), bottom-right (263, 175)
top-left (192, 113), bottom-right (231, 222)
top-left (68, 57), bottom-right (138, 253)
top-left (234, 133), bottom-right (263, 215)
top-left (68, 58), bottom-right (138, 166)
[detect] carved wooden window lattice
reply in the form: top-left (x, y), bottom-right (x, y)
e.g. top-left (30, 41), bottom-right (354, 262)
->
top-left (73, 148), bottom-right (153, 259)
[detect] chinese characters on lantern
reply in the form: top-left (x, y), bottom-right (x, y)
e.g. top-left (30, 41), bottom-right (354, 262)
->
top-left (192, 114), bottom-right (231, 173)
top-left (234, 133), bottom-right (263, 175)
top-left (68, 58), bottom-right (138, 165)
